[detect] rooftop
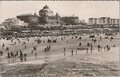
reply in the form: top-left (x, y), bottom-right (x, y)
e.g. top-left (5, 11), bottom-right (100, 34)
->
top-left (17, 13), bottom-right (38, 17)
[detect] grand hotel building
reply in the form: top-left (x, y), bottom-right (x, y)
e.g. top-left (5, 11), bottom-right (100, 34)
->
top-left (17, 5), bottom-right (79, 25)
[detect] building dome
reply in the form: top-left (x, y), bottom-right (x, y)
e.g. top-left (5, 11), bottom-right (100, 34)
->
top-left (40, 5), bottom-right (53, 12)
top-left (39, 5), bottom-right (53, 16)
top-left (43, 5), bottom-right (49, 9)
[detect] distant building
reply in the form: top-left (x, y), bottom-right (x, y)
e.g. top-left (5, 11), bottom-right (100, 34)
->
top-left (2, 18), bottom-right (28, 30)
top-left (88, 17), bottom-right (119, 27)
top-left (0, 24), bottom-right (6, 32)
top-left (17, 5), bottom-right (79, 26)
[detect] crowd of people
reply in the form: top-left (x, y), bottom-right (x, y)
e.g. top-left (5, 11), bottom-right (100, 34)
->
top-left (0, 32), bottom-right (118, 64)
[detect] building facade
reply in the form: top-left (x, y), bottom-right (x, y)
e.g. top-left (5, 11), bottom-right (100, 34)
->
top-left (17, 13), bottom-right (39, 24)
top-left (0, 24), bottom-right (6, 32)
top-left (60, 16), bottom-right (79, 25)
top-left (39, 5), bottom-right (60, 24)
top-left (16, 5), bottom-right (79, 26)
top-left (88, 17), bottom-right (119, 27)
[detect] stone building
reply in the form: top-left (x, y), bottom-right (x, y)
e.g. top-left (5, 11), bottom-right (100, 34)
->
top-left (88, 17), bottom-right (119, 27)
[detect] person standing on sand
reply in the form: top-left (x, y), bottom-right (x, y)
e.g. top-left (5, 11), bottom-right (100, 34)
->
top-left (86, 48), bottom-right (88, 54)
top-left (98, 45), bottom-right (100, 51)
top-left (24, 53), bottom-right (27, 61)
top-left (110, 36), bottom-right (113, 42)
top-left (0, 51), bottom-right (3, 56)
top-left (19, 50), bottom-right (23, 62)
top-left (71, 50), bottom-right (73, 55)
top-left (104, 47), bottom-right (106, 51)
top-left (7, 52), bottom-right (10, 59)
top-left (2, 43), bottom-right (5, 49)
top-left (100, 36), bottom-right (102, 41)
top-left (7, 52), bottom-right (10, 63)
top-left (90, 47), bottom-right (93, 54)
top-left (64, 48), bottom-right (66, 56)
top-left (35, 52), bottom-right (37, 59)
top-left (79, 42), bottom-right (81, 46)
top-left (6, 47), bottom-right (9, 51)
top-left (87, 43), bottom-right (90, 47)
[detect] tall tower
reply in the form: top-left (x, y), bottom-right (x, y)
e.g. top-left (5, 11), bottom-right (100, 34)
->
top-left (56, 12), bottom-right (60, 23)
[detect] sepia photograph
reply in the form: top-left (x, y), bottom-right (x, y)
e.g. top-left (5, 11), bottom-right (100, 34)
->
top-left (0, 0), bottom-right (119, 77)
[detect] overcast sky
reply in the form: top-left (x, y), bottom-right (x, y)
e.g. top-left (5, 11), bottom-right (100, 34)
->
top-left (0, 1), bottom-right (119, 23)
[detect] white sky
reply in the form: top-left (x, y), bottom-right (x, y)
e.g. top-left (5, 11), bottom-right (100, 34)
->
top-left (0, 1), bottom-right (119, 23)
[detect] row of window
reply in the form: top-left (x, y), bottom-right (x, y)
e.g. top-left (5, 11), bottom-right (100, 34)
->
top-left (90, 19), bottom-right (119, 24)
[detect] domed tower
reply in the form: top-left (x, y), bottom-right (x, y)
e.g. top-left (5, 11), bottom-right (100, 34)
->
top-left (43, 5), bottom-right (49, 9)
top-left (39, 5), bottom-right (54, 17)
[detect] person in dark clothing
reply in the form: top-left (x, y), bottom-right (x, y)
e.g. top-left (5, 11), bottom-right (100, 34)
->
top-left (35, 52), bottom-right (37, 59)
top-left (98, 45), bottom-right (100, 51)
top-left (19, 50), bottom-right (23, 62)
top-left (0, 51), bottom-right (3, 56)
top-left (110, 37), bottom-right (113, 42)
top-left (106, 45), bottom-right (109, 49)
top-left (87, 43), bottom-right (90, 47)
top-left (104, 47), bottom-right (106, 51)
top-left (64, 48), bottom-right (66, 56)
top-left (79, 37), bottom-right (82, 40)
top-left (79, 43), bottom-right (81, 46)
top-left (16, 51), bottom-right (18, 56)
top-left (2, 43), bottom-right (5, 49)
top-left (90, 47), bottom-right (93, 54)
top-left (33, 46), bottom-right (37, 51)
top-left (10, 52), bottom-right (14, 58)
top-left (23, 42), bottom-right (26, 45)
top-left (71, 50), bottom-right (73, 55)
top-left (93, 39), bottom-right (97, 43)
top-left (6, 47), bottom-right (9, 51)
top-left (7, 52), bottom-right (10, 59)
top-left (100, 36), bottom-right (102, 41)
top-left (86, 48), bottom-right (88, 54)
top-left (24, 53), bottom-right (27, 61)
top-left (28, 39), bottom-right (29, 41)
top-left (18, 40), bottom-right (20, 43)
